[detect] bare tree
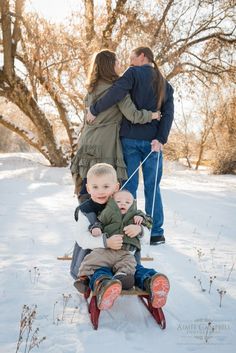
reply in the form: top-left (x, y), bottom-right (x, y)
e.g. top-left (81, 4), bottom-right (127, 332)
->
top-left (149, 0), bottom-right (236, 82)
top-left (195, 91), bottom-right (218, 170)
top-left (172, 96), bottom-right (194, 168)
top-left (0, 0), bottom-right (68, 166)
top-left (210, 86), bottom-right (236, 174)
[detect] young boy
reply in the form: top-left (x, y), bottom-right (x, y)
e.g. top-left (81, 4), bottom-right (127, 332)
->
top-left (72, 163), bottom-right (170, 311)
top-left (78, 189), bottom-right (152, 292)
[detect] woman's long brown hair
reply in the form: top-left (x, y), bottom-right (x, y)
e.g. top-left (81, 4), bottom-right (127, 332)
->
top-left (87, 50), bottom-right (119, 93)
top-left (132, 47), bottom-right (166, 109)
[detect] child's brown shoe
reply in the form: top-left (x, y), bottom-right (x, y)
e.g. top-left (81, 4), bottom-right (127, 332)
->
top-left (74, 276), bottom-right (90, 294)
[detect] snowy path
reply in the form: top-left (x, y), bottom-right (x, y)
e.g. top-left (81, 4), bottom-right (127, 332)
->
top-left (0, 153), bottom-right (235, 353)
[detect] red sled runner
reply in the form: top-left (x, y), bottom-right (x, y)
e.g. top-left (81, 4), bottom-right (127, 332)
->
top-left (84, 286), bottom-right (166, 330)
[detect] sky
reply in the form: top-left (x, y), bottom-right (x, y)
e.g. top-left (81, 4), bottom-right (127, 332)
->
top-left (26, 0), bottom-right (79, 21)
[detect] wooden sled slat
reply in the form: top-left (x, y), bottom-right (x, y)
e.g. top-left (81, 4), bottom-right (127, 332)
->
top-left (88, 287), bottom-right (147, 297)
top-left (141, 256), bottom-right (154, 261)
top-left (87, 287), bottom-right (149, 298)
top-left (57, 256), bottom-right (154, 261)
top-left (121, 287), bottom-right (148, 296)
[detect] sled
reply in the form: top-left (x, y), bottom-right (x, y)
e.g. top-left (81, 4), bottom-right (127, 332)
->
top-left (57, 250), bottom-right (166, 329)
top-left (83, 287), bottom-right (166, 330)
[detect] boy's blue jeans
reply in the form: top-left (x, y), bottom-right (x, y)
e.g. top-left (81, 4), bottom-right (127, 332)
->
top-left (121, 138), bottom-right (164, 236)
top-left (89, 264), bottom-right (157, 291)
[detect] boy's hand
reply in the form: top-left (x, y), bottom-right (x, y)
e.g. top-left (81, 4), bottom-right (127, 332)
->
top-left (106, 234), bottom-right (123, 250)
top-left (91, 228), bottom-right (102, 237)
top-left (134, 215), bottom-right (143, 225)
top-left (124, 224), bottom-right (141, 238)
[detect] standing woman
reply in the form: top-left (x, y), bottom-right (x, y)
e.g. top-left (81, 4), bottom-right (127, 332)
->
top-left (87, 47), bottom-right (174, 244)
top-left (71, 49), bottom-right (160, 202)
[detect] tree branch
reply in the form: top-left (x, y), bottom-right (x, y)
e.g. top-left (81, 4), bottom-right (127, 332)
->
top-left (153, 0), bottom-right (174, 38)
top-left (14, 50), bottom-right (74, 149)
top-left (106, 0), bottom-right (112, 15)
top-left (84, 0), bottom-right (95, 42)
top-left (102, 0), bottom-right (128, 47)
top-left (159, 31), bottom-right (236, 67)
top-left (0, 114), bottom-right (49, 160)
top-left (12, 0), bottom-right (25, 58)
top-left (186, 50), bottom-right (234, 73)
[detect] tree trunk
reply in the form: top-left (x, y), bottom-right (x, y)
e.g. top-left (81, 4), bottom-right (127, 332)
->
top-left (195, 144), bottom-right (204, 170)
top-left (0, 71), bottom-right (68, 166)
top-left (0, 0), bottom-right (13, 78)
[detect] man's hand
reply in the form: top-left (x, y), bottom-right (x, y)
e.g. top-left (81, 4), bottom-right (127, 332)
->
top-left (86, 109), bottom-right (96, 124)
top-left (151, 139), bottom-right (163, 152)
top-left (124, 224), bottom-right (141, 238)
top-left (106, 234), bottom-right (123, 250)
top-left (152, 111), bottom-right (162, 121)
top-left (133, 215), bottom-right (143, 225)
top-left (91, 228), bottom-right (102, 237)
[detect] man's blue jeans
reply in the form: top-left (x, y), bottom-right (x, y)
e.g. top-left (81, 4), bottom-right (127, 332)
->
top-left (121, 138), bottom-right (164, 236)
top-left (89, 264), bottom-right (157, 291)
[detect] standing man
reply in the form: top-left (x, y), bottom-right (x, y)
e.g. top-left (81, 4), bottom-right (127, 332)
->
top-left (87, 47), bottom-right (174, 245)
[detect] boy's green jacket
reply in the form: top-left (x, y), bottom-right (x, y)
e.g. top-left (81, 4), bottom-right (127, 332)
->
top-left (98, 197), bottom-right (152, 251)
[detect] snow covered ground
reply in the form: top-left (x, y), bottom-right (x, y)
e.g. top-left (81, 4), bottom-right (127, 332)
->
top-left (0, 153), bottom-right (235, 353)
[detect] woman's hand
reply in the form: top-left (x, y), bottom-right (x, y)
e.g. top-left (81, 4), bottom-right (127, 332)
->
top-left (86, 109), bottom-right (96, 123)
top-left (152, 111), bottom-right (162, 120)
top-left (106, 234), bottom-right (123, 250)
top-left (124, 224), bottom-right (141, 238)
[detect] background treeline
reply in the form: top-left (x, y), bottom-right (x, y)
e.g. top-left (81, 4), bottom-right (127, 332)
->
top-left (0, 0), bottom-right (235, 173)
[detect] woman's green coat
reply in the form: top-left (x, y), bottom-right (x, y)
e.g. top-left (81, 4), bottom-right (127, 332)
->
top-left (71, 80), bottom-right (153, 189)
